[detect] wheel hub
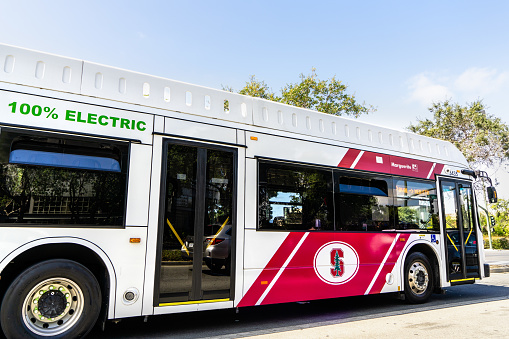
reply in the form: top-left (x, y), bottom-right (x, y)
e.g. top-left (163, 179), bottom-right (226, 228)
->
top-left (22, 278), bottom-right (83, 335)
top-left (38, 290), bottom-right (66, 318)
top-left (408, 261), bottom-right (429, 294)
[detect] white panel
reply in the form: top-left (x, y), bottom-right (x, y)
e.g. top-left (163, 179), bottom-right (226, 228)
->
top-left (125, 144), bottom-right (152, 226)
top-left (0, 227), bottom-right (148, 319)
top-left (243, 230), bottom-right (289, 270)
top-left (0, 90), bottom-right (154, 144)
top-left (81, 61), bottom-right (254, 126)
top-left (154, 115), bottom-right (164, 133)
top-left (111, 227), bottom-right (148, 318)
top-left (164, 117), bottom-right (237, 144)
top-left (0, 43), bottom-right (468, 168)
top-left (244, 159), bottom-right (258, 230)
top-left (234, 148), bottom-right (246, 303)
top-left (237, 129), bottom-right (246, 146)
top-left (197, 300), bottom-right (234, 311)
top-left (154, 304), bottom-right (198, 315)
top-left (0, 44), bottom-right (82, 94)
top-left (142, 136), bottom-right (164, 315)
top-left (242, 230), bottom-right (290, 299)
top-left (246, 132), bottom-right (349, 168)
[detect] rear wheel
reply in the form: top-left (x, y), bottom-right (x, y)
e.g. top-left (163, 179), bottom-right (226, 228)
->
top-left (404, 252), bottom-right (433, 304)
top-left (1, 259), bottom-right (101, 338)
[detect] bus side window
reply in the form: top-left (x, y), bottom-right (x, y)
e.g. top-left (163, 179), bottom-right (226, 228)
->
top-left (0, 130), bottom-right (128, 227)
top-left (334, 172), bottom-right (393, 232)
top-left (393, 179), bottom-right (439, 231)
top-left (258, 161), bottom-right (334, 231)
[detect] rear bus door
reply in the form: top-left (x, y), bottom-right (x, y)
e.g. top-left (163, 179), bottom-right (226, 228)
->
top-left (154, 140), bottom-right (236, 305)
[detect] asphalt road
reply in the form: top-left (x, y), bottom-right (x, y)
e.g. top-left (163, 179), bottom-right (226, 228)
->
top-left (485, 249), bottom-right (509, 266)
top-left (90, 272), bottom-right (509, 339)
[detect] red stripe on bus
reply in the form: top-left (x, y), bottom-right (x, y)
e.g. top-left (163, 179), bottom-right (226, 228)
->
top-left (237, 232), bottom-right (307, 307)
top-left (239, 233), bottom-right (403, 307)
top-left (368, 236), bottom-right (408, 294)
top-left (338, 149), bottom-right (445, 180)
top-left (337, 149), bottom-right (361, 168)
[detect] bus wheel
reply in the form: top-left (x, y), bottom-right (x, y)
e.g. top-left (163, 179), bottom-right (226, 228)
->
top-left (404, 252), bottom-right (433, 304)
top-left (0, 259), bottom-right (101, 338)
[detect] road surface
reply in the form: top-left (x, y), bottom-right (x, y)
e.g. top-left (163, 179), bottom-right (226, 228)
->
top-left (90, 271), bottom-right (509, 339)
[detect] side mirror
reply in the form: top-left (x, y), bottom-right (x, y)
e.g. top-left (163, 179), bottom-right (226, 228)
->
top-left (487, 186), bottom-right (498, 203)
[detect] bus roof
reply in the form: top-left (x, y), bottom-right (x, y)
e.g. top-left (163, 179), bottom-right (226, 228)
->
top-left (0, 43), bottom-right (467, 166)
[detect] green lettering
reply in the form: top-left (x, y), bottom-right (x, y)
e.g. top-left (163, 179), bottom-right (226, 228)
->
top-left (110, 116), bottom-right (120, 127)
top-left (77, 111), bottom-right (86, 123)
top-left (120, 118), bottom-right (130, 129)
top-left (137, 121), bottom-right (146, 131)
top-left (87, 113), bottom-right (97, 124)
top-left (66, 110), bottom-right (76, 121)
top-left (98, 115), bottom-right (108, 126)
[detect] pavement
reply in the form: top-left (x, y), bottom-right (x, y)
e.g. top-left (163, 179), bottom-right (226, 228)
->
top-left (485, 249), bottom-right (509, 273)
top-left (244, 298), bottom-right (509, 339)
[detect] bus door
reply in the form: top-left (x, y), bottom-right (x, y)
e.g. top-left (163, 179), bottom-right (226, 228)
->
top-left (155, 140), bottom-right (236, 305)
top-left (439, 178), bottom-right (480, 284)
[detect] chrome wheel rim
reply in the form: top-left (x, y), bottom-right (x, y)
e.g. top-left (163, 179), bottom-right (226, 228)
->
top-left (408, 261), bottom-right (429, 295)
top-left (22, 278), bottom-right (84, 336)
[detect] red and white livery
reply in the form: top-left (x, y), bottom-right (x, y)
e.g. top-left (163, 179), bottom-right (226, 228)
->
top-left (0, 44), bottom-right (494, 338)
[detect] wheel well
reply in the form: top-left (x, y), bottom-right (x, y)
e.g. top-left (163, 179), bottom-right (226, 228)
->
top-left (406, 243), bottom-right (440, 289)
top-left (0, 243), bottom-right (110, 316)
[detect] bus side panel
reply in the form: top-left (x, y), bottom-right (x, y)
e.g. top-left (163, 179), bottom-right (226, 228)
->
top-left (125, 143), bottom-right (153, 227)
top-left (0, 228), bottom-right (148, 319)
top-left (239, 232), bottom-right (410, 307)
top-left (0, 91), bottom-right (154, 145)
top-left (141, 135), bottom-right (164, 316)
top-left (381, 234), bottom-right (443, 294)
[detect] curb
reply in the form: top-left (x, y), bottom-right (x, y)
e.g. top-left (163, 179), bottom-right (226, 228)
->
top-left (490, 265), bottom-right (509, 274)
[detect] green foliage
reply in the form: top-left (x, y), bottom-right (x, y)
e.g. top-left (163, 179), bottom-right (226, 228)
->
top-left (238, 75), bottom-right (277, 101)
top-left (490, 198), bottom-right (509, 236)
top-left (408, 100), bottom-right (509, 168)
top-left (229, 69), bottom-right (376, 118)
top-left (491, 237), bottom-right (509, 250)
top-left (398, 206), bottom-right (418, 224)
top-left (492, 225), bottom-right (509, 237)
top-left (161, 249), bottom-right (188, 262)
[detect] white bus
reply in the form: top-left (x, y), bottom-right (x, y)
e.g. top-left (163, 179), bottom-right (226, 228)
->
top-left (0, 44), bottom-right (496, 338)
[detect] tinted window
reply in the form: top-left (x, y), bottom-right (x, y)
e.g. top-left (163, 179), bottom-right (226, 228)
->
top-left (394, 179), bottom-right (439, 231)
top-left (335, 172), bottom-right (393, 231)
top-left (259, 162), bottom-right (333, 231)
top-left (0, 130), bottom-right (128, 226)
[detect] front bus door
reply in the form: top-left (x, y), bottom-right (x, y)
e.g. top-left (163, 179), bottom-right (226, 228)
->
top-left (156, 141), bottom-right (235, 305)
top-left (439, 178), bottom-right (480, 284)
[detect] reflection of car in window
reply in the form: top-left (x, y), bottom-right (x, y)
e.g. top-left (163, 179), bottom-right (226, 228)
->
top-left (204, 226), bottom-right (231, 272)
top-left (180, 225), bottom-right (232, 272)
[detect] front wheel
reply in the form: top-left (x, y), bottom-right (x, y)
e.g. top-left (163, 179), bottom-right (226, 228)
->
top-left (1, 259), bottom-right (101, 338)
top-left (404, 252), bottom-right (434, 304)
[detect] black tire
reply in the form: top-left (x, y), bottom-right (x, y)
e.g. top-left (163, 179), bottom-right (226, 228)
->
top-left (1, 259), bottom-right (102, 339)
top-left (403, 252), bottom-right (434, 304)
top-left (206, 259), bottom-right (224, 272)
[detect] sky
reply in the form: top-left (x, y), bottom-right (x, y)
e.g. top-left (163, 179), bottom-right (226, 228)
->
top-left (1, 0), bottom-right (509, 198)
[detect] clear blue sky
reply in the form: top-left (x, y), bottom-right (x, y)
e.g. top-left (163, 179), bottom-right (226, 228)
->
top-left (1, 0), bottom-right (508, 196)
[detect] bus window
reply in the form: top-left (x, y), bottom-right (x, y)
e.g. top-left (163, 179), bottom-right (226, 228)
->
top-left (258, 161), bottom-right (333, 231)
top-left (335, 172), bottom-right (393, 232)
top-left (0, 130), bottom-right (128, 226)
top-left (394, 179), bottom-right (439, 231)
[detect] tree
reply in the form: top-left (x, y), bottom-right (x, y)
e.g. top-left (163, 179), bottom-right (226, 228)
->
top-left (491, 198), bottom-right (509, 236)
top-left (227, 69), bottom-right (375, 118)
top-left (408, 100), bottom-right (509, 169)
